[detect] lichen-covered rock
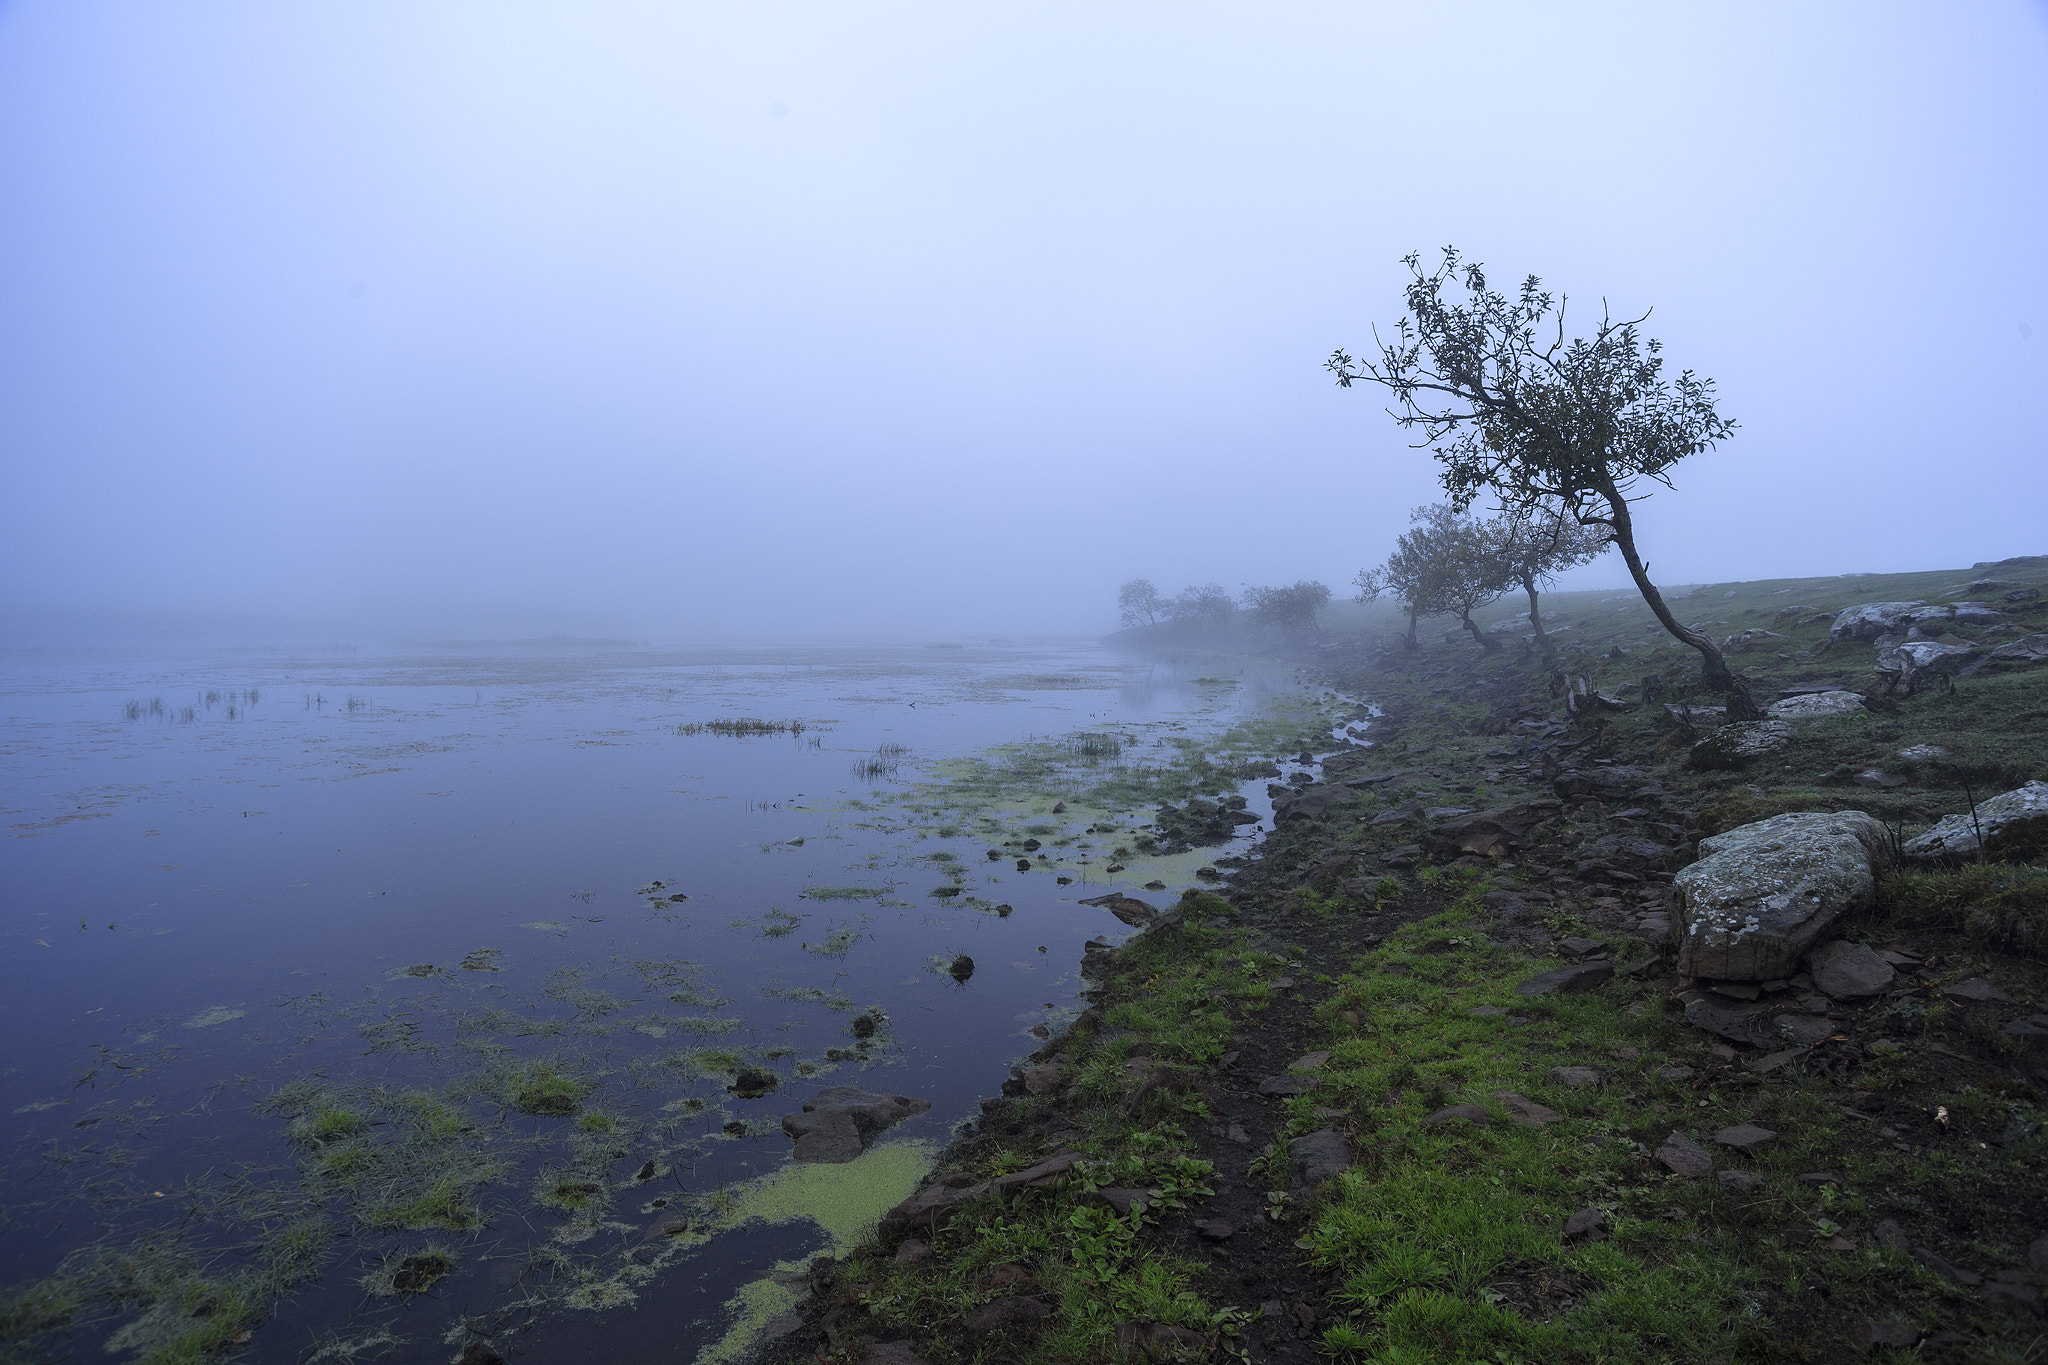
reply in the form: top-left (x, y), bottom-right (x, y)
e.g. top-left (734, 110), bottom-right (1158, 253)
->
top-left (1902, 781), bottom-right (2048, 864)
top-left (1830, 602), bottom-right (1932, 642)
top-left (1874, 637), bottom-right (1979, 684)
top-left (1687, 721), bottom-right (1793, 771)
top-left (1990, 633), bottom-right (2048, 663)
top-left (1767, 691), bottom-right (1866, 720)
top-left (1673, 811), bottom-right (1890, 980)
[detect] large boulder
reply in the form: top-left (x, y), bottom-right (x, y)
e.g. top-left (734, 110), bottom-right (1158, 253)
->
top-left (783, 1087), bottom-right (932, 1163)
top-left (1767, 691), bottom-right (1866, 720)
top-left (1673, 811), bottom-right (1890, 980)
top-left (1687, 721), bottom-right (1792, 771)
top-left (1874, 637), bottom-right (1979, 684)
top-left (1418, 800), bottom-right (1562, 859)
top-left (1902, 781), bottom-right (2048, 864)
top-left (1830, 602), bottom-right (1932, 642)
top-left (1990, 633), bottom-right (2048, 664)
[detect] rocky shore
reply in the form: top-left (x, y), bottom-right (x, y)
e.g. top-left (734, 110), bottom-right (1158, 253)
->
top-left (757, 557), bottom-right (2048, 1365)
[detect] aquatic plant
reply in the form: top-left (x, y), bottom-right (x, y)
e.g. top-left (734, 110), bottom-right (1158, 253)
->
top-left (674, 718), bottom-right (810, 736)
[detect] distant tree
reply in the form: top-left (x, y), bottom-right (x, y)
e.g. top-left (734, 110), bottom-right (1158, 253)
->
top-left (1329, 247), bottom-right (1761, 718)
top-left (1492, 502), bottom-right (1612, 657)
top-left (1360, 506), bottom-right (1512, 654)
top-left (1242, 580), bottom-right (1332, 636)
top-left (1118, 578), bottom-right (1167, 630)
top-left (1169, 582), bottom-right (1236, 630)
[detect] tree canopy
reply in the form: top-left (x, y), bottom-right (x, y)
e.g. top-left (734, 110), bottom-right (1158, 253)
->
top-left (1330, 248), bottom-right (1759, 717)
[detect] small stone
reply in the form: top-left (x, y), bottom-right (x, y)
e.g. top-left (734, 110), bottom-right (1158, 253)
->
top-left (1709, 981), bottom-right (1763, 1001)
top-left (1805, 941), bottom-right (1896, 999)
top-left (1193, 1218), bottom-right (1235, 1241)
top-left (1088, 1188), bottom-right (1155, 1216)
top-left (1797, 1171), bottom-right (1838, 1184)
top-left (1713, 1123), bottom-right (1777, 1152)
top-left (1747, 1046), bottom-right (1808, 1074)
top-left (1854, 1322), bottom-right (1919, 1351)
top-left (895, 1238), bottom-right (932, 1264)
top-left (960, 1296), bottom-right (1052, 1333)
top-left (1290, 1128), bottom-right (1353, 1185)
top-left (1558, 936), bottom-right (1607, 959)
top-left (1494, 1091), bottom-right (1566, 1127)
top-left (1657, 1065), bottom-right (1698, 1083)
top-left (1984, 1282), bottom-right (2043, 1314)
top-left (1017, 1065), bottom-right (1061, 1096)
top-left (1910, 1246), bottom-right (1983, 1287)
top-left (1468, 1005), bottom-right (1509, 1017)
top-left (1515, 961), bottom-right (1614, 996)
top-left (1549, 1065), bottom-right (1601, 1089)
top-left (1717, 1170), bottom-right (1763, 1191)
top-left (862, 1343), bottom-right (933, 1365)
top-left (1655, 1132), bottom-right (1714, 1177)
top-left (1257, 1074), bottom-right (1315, 1097)
top-left (1563, 1207), bottom-right (1607, 1240)
top-left (1288, 1051), bottom-right (1331, 1073)
top-left (1874, 1220), bottom-right (1909, 1252)
top-left (1422, 1103), bottom-right (1491, 1127)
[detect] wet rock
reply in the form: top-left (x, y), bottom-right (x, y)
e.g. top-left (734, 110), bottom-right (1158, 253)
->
top-left (1016, 1065), bottom-right (1062, 1096)
top-left (1713, 1123), bottom-right (1777, 1152)
top-left (879, 1172), bottom-right (992, 1241)
top-left (1423, 1103), bottom-right (1491, 1127)
top-left (1655, 1132), bottom-right (1714, 1178)
top-left (1514, 961), bottom-right (1614, 996)
top-left (1290, 1128), bottom-right (1352, 1185)
top-left (1688, 721), bottom-right (1793, 771)
top-left (991, 1150), bottom-right (1087, 1197)
top-left (1273, 784), bottom-right (1355, 823)
top-left (1494, 1091), bottom-right (1565, 1127)
top-left (1549, 1066), bottom-right (1601, 1089)
top-left (1563, 1207), bottom-right (1607, 1240)
top-left (1418, 800), bottom-right (1562, 859)
top-left (961, 1296), bottom-right (1051, 1333)
top-left (1673, 810), bottom-right (1890, 980)
top-left (1902, 781), bottom-right (2048, 864)
top-left (1077, 893), bottom-right (1161, 927)
top-left (1805, 941), bottom-right (1896, 998)
top-left (785, 1088), bottom-right (934, 1163)
top-left (1767, 691), bottom-right (1866, 720)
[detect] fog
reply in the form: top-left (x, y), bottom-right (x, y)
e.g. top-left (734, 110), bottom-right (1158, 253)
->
top-left (1, 2), bottom-right (2043, 643)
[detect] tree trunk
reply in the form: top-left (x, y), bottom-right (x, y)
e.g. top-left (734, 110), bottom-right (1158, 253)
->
top-left (1401, 613), bottom-right (1419, 650)
top-left (1521, 575), bottom-right (1551, 657)
top-left (1592, 476), bottom-right (1764, 721)
top-left (1460, 612), bottom-right (1502, 652)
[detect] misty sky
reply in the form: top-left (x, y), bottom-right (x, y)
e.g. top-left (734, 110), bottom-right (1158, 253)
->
top-left (2, 2), bottom-right (2043, 640)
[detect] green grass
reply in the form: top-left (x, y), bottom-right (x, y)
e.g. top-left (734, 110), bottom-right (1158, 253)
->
top-left (507, 1062), bottom-right (587, 1116)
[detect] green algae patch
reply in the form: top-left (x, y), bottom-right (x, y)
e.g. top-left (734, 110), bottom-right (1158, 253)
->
top-left (707, 1141), bottom-right (930, 1252)
top-left (695, 1275), bottom-right (802, 1365)
top-left (688, 1144), bottom-right (932, 1365)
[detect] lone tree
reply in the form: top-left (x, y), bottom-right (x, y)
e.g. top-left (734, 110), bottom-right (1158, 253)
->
top-left (1329, 248), bottom-right (1761, 719)
top-left (1493, 501), bottom-right (1612, 657)
top-left (1242, 580), bottom-right (1331, 636)
top-left (1358, 505), bottom-right (1512, 653)
top-left (1117, 578), bottom-right (1166, 630)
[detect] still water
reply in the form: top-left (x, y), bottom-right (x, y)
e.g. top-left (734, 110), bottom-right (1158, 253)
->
top-left (0, 638), bottom-right (1327, 1363)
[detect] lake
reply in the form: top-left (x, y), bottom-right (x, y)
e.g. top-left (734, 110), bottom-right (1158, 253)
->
top-left (0, 636), bottom-right (1338, 1364)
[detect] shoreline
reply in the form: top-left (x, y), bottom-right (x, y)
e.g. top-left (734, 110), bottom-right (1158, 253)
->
top-left (753, 556), bottom-right (2048, 1365)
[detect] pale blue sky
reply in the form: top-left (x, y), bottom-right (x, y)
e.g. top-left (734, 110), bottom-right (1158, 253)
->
top-left (2, 2), bottom-right (2043, 638)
